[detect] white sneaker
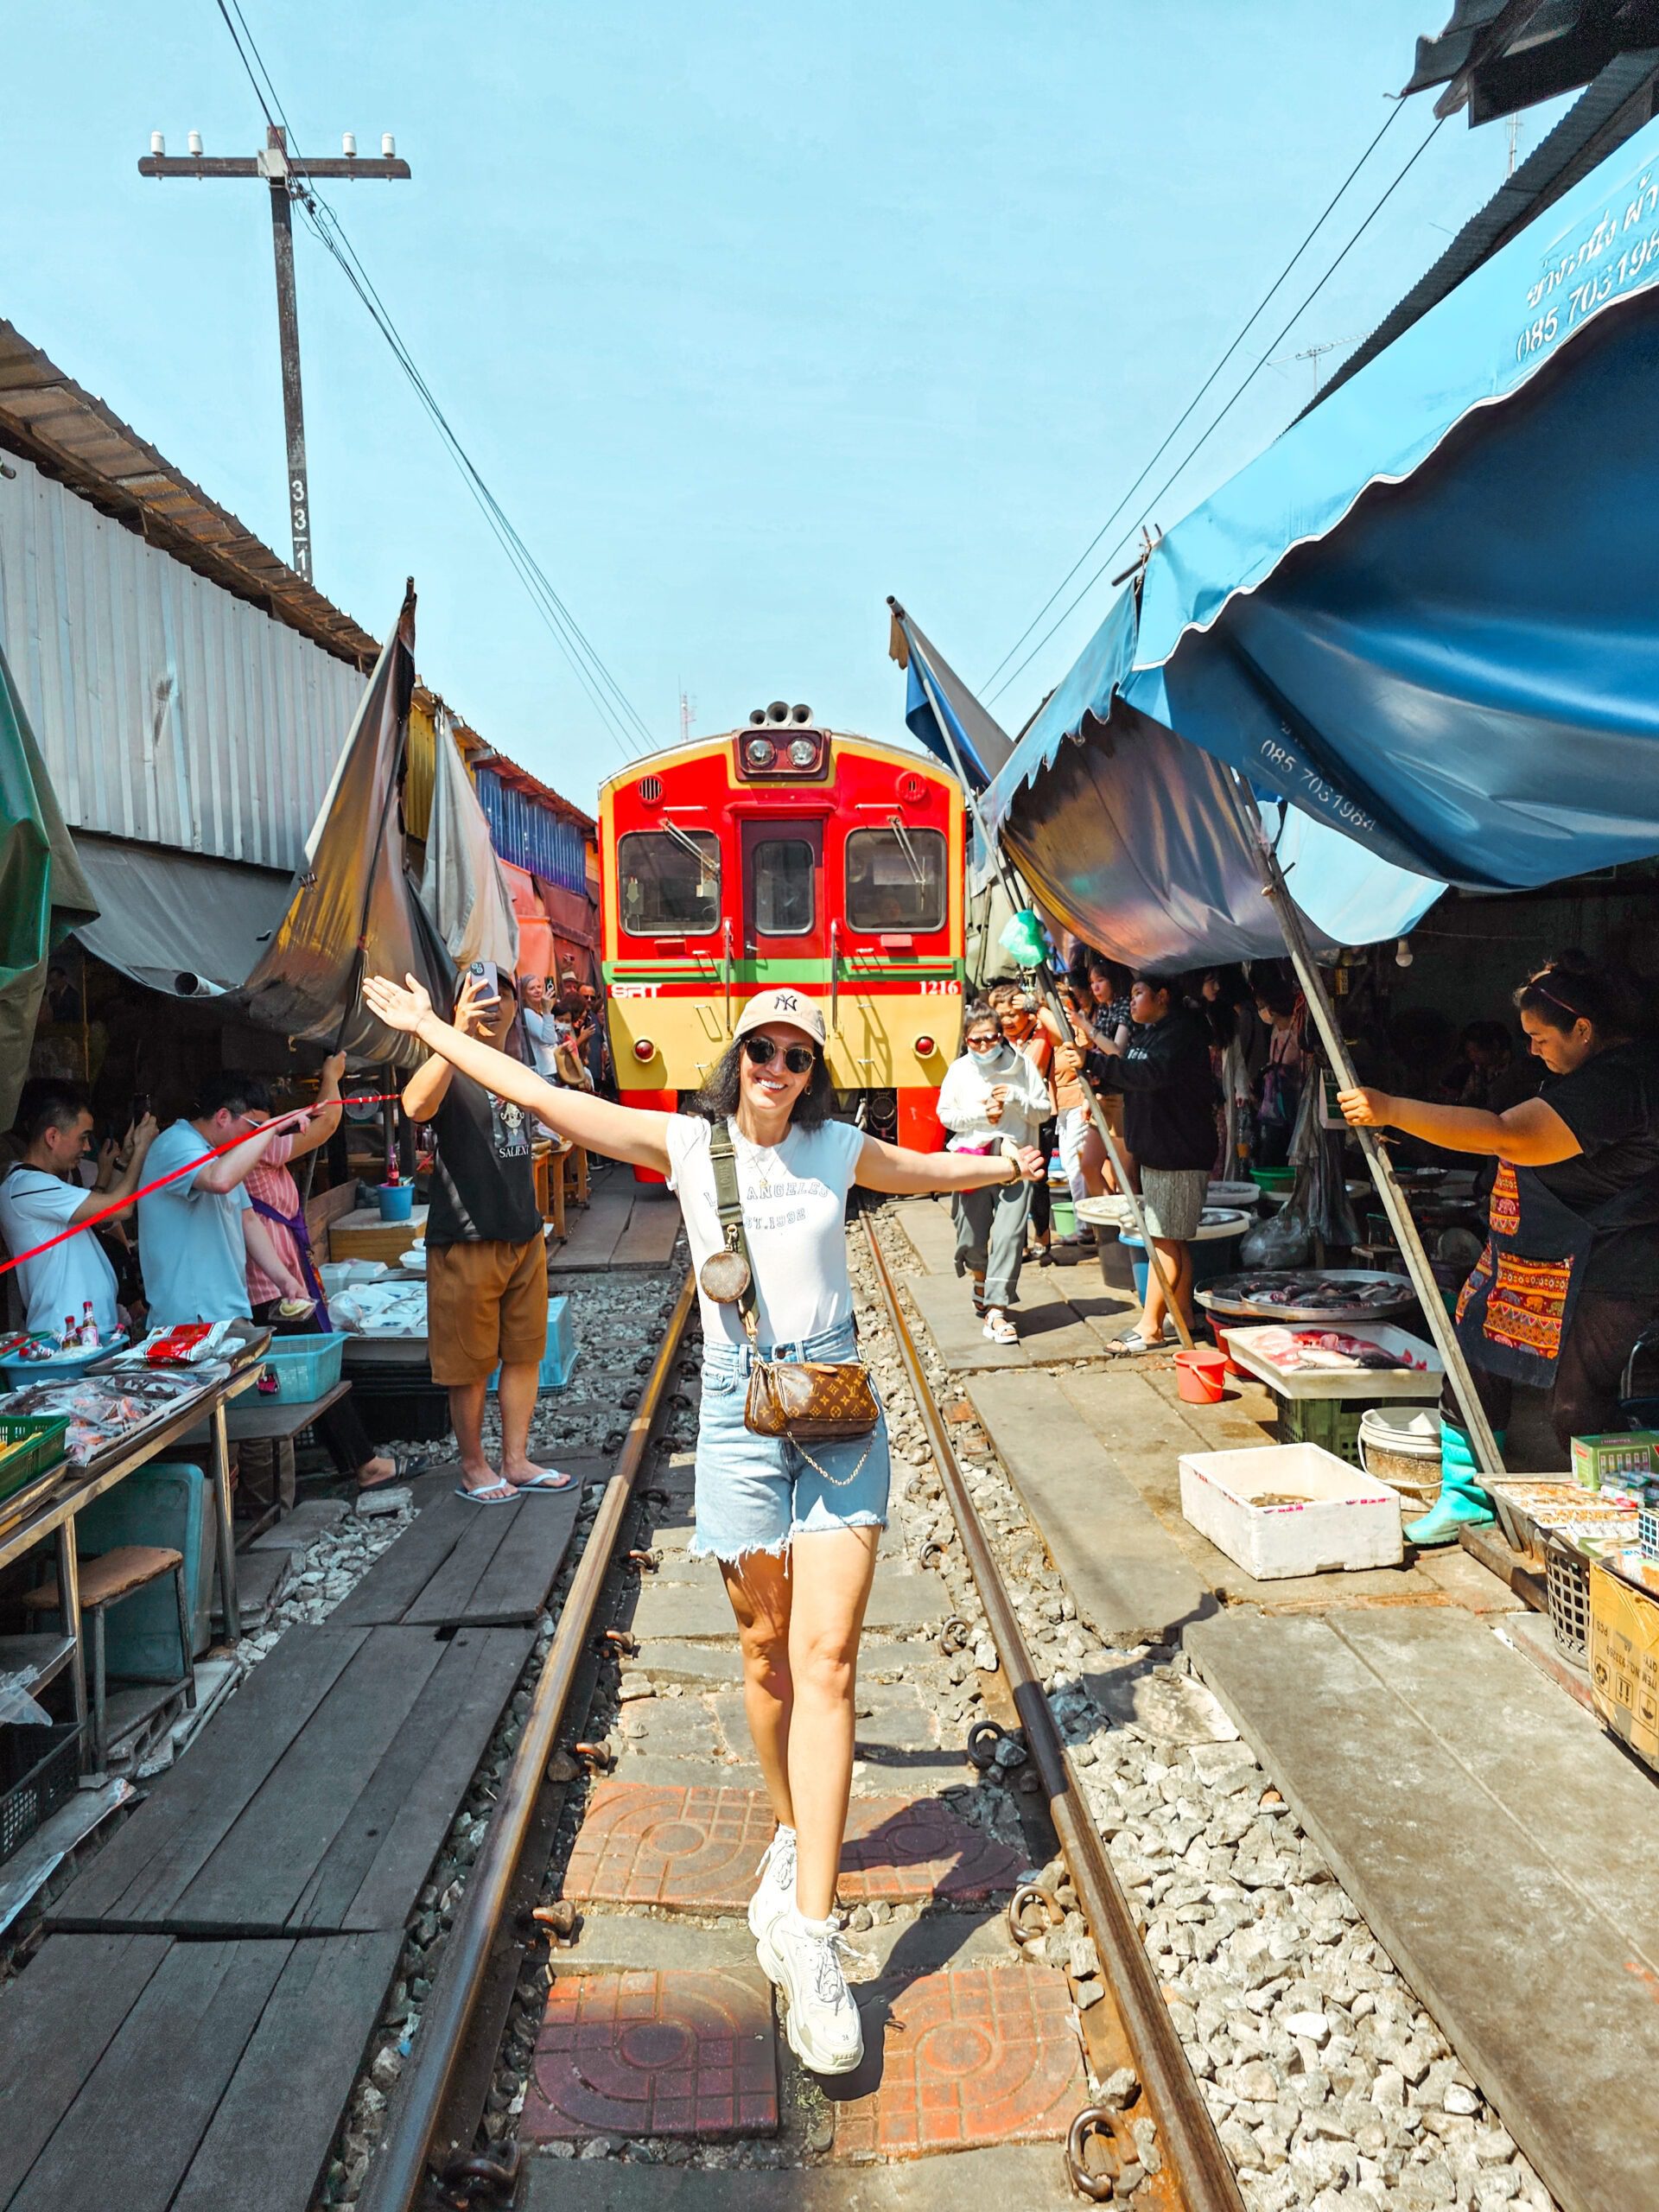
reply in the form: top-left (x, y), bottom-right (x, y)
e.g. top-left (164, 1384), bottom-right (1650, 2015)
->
top-left (759, 1906), bottom-right (865, 2075)
top-left (747, 1825), bottom-right (797, 1954)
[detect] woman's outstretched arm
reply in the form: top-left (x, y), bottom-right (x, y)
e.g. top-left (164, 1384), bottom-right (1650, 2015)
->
top-left (365, 974), bottom-right (671, 1173)
top-left (855, 1134), bottom-right (1044, 1195)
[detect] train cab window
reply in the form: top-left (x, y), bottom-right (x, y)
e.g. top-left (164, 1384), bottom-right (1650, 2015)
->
top-left (617, 829), bottom-right (721, 935)
top-left (753, 838), bottom-right (816, 935)
top-left (844, 826), bottom-right (947, 931)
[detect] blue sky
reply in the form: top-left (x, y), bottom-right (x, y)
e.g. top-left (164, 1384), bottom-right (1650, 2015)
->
top-left (4, 4), bottom-right (1567, 799)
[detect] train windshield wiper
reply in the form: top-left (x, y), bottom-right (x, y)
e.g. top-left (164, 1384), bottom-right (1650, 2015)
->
top-left (887, 814), bottom-right (925, 885)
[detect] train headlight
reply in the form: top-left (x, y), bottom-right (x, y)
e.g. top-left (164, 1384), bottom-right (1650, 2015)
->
top-left (913, 1034), bottom-right (937, 1058)
top-left (788, 736), bottom-right (816, 768)
top-left (632, 1038), bottom-right (657, 1064)
top-left (745, 736), bottom-right (776, 770)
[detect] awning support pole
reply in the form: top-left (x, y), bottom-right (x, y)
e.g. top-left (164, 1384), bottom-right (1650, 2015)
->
top-left (1230, 778), bottom-right (1506, 1477)
top-left (907, 648), bottom-right (1192, 1349)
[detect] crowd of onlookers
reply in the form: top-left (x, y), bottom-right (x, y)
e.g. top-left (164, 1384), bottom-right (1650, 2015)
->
top-left (0, 963), bottom-right (613, 1503)
top-left (938, 944), bottom-right (1573, 1353)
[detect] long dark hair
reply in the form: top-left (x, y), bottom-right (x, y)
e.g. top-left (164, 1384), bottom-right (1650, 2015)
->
top-left (684, 1039), bottom-right (836, 1129)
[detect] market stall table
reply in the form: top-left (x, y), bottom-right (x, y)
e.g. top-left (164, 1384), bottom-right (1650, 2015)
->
top-left (0, 1353), bottom-right (265, 1766)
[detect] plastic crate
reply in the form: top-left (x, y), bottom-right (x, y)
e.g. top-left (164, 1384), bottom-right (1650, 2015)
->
top-left (489, 1297), bottom-right (576, 1396)
top-left (0, 1414), bottom-right (72, 1506)
top-left (0, 1721), bottom-right (80, 1865)
top-left (1546, 1537), bottom-right (1592, 1661)
top-left (346, 1363), bottom-right (453, 1446)
top-left (1274, 1395), bottom-right (1367, 1468)
top-left (255, 1332), bottom-right (347, 1405)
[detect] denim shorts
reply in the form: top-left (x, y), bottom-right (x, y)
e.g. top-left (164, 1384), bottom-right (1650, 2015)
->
top-left (690, 1319), bottom-right (891, 1563)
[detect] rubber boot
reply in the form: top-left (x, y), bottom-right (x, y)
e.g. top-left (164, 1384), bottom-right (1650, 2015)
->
top-left (1404, 1421), bottom-right (1503, 1547)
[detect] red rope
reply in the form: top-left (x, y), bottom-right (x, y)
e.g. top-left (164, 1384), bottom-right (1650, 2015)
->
top-left (0, 1096), bottom-right (406, 1278)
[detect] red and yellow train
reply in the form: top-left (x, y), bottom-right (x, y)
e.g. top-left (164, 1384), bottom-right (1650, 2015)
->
top-left (598, 702), bottom-right (965, 1149)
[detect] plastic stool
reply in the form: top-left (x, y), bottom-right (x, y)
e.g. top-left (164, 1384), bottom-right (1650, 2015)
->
top-left (25, 1544), bottom-right (195, 1770)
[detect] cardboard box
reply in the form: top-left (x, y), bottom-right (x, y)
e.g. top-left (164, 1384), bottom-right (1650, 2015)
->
top-left (1572, 1431), bottom-right (1659, 1491)
top-left (1589, 1554), bottom-right (1659, 1772)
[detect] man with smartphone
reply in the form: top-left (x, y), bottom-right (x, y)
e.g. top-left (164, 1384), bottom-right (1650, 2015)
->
top-left (403, 964), bottom-right (564, 1503)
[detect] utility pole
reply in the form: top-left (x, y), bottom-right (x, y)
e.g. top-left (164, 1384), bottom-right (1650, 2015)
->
top-left (139, 124), bottom-right (410, 585)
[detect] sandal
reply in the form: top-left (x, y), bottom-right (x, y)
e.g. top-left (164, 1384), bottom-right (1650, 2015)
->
top-left (982, 1308), bottom-right (1018, 1344)
top-left (455, 1480), bottom-right (518, 1506)
top-left (508, 1468), bottom-right (574, 1493)
top-left (357, 1445), bottom-right (419, 1492)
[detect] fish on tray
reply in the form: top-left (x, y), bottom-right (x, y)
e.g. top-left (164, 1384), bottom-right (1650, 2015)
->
top-left (1247, 1327), bottom-right (1424, 1374)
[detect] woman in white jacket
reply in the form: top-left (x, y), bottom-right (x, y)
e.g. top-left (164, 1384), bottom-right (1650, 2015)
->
top-left (938, 1002), bottom-right (1054, 1340)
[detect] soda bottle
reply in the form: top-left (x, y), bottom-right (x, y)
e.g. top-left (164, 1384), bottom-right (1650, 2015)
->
top-left (61, 1314), bottom-right (79, 1353)
top-left (79, 1300), bottom-right (100, 1349)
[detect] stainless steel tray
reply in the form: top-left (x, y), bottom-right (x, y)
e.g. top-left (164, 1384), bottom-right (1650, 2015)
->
top-left (1196, 1269), bottom-right (1416, 1323)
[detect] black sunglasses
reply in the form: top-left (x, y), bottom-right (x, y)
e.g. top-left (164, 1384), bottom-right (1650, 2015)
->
top-left (742, 1035), bottom-right (817, 1075)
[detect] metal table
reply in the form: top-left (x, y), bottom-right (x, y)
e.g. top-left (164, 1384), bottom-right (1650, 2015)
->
top-left (0, 1357), bottom-right (264, 1759)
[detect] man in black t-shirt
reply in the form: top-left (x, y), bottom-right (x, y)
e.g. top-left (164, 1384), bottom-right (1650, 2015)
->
top-left (404, 970), bottom-right (563, 1502)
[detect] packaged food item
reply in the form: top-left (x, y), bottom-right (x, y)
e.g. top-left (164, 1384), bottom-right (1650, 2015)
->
top-left (133, 1321), bottom-right (234, 1366)
top-left (1572, 1432), bottom-right (1659, 1491)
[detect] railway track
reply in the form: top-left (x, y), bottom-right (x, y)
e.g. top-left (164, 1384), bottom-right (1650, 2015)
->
top-left (344, 1212), bottom-right (1242, 2212)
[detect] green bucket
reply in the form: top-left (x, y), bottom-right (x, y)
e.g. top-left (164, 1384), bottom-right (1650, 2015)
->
top-left (1051, 1198), bottom-right (1077, 1237)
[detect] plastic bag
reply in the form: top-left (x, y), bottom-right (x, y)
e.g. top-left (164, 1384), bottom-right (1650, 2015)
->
top-left (1239, 1209), bottom-right (1313, 1269)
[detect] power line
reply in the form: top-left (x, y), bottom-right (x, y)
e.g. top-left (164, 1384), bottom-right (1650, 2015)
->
top-left (981, 99), bottom-right (1405, 694)
top-left (986, 108), bottom-right (1447, 710)
top-left (212, 0), bottom-right (653, 760)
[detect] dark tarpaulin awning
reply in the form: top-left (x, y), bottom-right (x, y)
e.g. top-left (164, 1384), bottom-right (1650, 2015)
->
top-left (233, 588), bottom-right (451, 1065)
top-left (73, 836), bottom-right (292, 999)
top-left (990, 113), bottom-right (1659, 893)
top-left (1, 641), bottom-right (97, 1126)
top-left (993, 699), bottom-right (1440, 969)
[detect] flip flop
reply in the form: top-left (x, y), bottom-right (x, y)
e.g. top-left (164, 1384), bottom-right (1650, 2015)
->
top-left (456, 1481), bottom-right (518, 1505)
top-left (509, 1469), bottom-right (574, 1493)
top-left (358, 1446), bottom-right (419, 1493)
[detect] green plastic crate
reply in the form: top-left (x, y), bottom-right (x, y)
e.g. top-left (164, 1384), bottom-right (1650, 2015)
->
top-left (1274, 1395), bottom-right (1369, 1468)
top-left (0, 1414), bottom-right (71, 1506)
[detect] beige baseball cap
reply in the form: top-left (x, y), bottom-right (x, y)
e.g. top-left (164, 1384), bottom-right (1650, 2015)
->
top-left (734, 988), bottom-right (828, 1047)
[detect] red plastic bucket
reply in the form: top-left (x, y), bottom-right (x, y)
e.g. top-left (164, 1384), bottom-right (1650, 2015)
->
top-left (1176, 1346), bottom-right (1229, 1404)
top-left (1208, 1319), bottom-right (1245, 1377)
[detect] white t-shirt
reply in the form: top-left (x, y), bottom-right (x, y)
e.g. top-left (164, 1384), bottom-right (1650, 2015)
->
top-left (664, 1114), bottom-right (865, 1348)
top-left (0, 1166), bottom-right (119, 1338)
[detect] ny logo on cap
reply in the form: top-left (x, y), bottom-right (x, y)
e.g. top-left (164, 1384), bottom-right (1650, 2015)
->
top-left (774, 992), bottom-right (801, 1012)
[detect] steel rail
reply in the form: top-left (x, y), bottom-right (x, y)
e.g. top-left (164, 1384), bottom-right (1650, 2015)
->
top-left (862, 1220), bottom-right (1246, 2212)
top-left (358, 1268), bottom-right (697, 2212)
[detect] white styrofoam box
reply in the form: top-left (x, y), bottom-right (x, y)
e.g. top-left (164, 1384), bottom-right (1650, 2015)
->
top-left (1179, 1442), bottom-right (1404, 1579)
top-left (1224, 1321), bottom-right (1442, 1402)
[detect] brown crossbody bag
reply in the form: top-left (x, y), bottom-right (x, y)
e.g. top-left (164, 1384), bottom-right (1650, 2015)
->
top-left (699, 1122), bottom-right (880, 1484)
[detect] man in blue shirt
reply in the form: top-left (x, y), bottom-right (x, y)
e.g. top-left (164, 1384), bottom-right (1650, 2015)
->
top-left (138, 1074), bottom-right (308, 1329)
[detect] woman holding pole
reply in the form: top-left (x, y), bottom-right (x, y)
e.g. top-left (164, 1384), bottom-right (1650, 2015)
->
top-left (1339, 957), bottom-right (1659, 1541)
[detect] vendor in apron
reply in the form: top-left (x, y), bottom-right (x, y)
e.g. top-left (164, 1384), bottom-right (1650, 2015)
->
top-left (1339, 957), bottom-right (1659, 1544)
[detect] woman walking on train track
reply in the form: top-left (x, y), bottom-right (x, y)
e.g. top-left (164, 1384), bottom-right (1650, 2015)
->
top-left (363, 974), bottom-right (1042, 2075)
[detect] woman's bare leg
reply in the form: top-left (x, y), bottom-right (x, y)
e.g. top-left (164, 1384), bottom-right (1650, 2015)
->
top-left (785, 1525), bottom-right (880, 1920)
top-left (719, 1551), bottom-right (795, 1827)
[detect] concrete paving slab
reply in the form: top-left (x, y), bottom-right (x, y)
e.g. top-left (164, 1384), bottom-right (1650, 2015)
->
top-left (829, 1960), bottom-right (1084, 2158)
top-left (1186, 1606), bottom-right (1659, 2212)
top-left (522, 2144), bottom-right (1090, 2209)
top-left (899, 1272), bottom-right (1027, 1371)
top-left (524, 1964), bottom-right (777, 2141)
top-left (1052, 1367), bottom-right (1469, 1611)
top-left (632, 1638), bottom-right (915, 1688)
top-left (627, 1567), bottom-right (943, 1643)
top-left (967, 1370), bottom-right (1212, 1647)
top-left (1496, 1607), bottom-right (1595, 1712)
top-left (889, 1198), bottom-right (957, 1274)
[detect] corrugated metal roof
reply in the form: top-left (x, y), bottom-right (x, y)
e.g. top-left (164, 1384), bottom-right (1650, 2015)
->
top-left (1406, 1), bottom-right (1659, 121)
top-left (0, 444), bottom-right (365, 869)
top-left (0, 319), bottom-right (378, 671)
top-left (1312, 46), bottom-right (1659, 409)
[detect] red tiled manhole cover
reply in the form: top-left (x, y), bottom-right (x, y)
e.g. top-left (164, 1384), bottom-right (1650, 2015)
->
top-left (523, 1966), bottom-right (778, 2141)
top-left (833, 1962), bottom-right (1084, 2158)
top-left (563, 1783), bottom-right (1026, 1911)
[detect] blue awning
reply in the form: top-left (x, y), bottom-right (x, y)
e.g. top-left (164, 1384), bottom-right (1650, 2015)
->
top-left (986, 112), bottom-right (1659, 892)
top-left (888, 602), bottom-right (1014, 790)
